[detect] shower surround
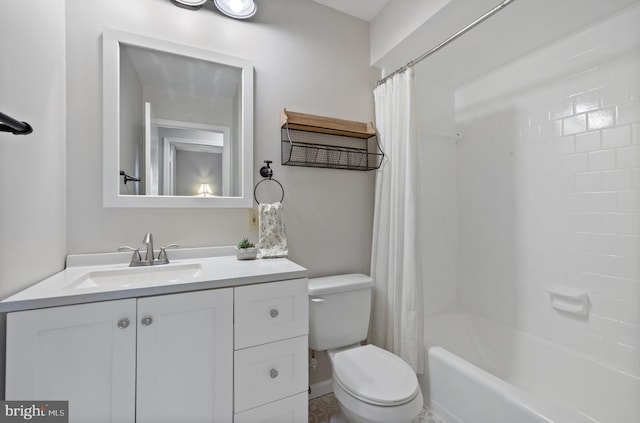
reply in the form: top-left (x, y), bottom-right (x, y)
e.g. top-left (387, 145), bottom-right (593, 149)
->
top-left (416, 3), bottom-right (640, 422)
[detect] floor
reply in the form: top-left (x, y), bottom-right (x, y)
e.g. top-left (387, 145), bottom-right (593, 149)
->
top-left (308, 393), bottom-right (444, 423)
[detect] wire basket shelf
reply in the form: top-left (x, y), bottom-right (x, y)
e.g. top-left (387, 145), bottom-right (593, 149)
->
top-left (281, 126), bottom-right (384, 171)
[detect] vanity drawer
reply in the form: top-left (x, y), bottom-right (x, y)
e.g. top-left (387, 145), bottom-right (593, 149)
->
top-left (234, 278), bottom-right (308, 349)
top-left (233, 392), bottom-right (307, 423)
top-left (234, 335), bottom-right (308, 413)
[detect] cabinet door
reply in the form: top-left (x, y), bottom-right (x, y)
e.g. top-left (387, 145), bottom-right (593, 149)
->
top-left (6, 299), bottom-right (137, 423)
top-left (136, 288), bottom-right (233, 423)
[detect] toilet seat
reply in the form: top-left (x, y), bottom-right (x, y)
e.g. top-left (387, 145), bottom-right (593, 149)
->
top-left (332, 344), bottom-right (420, 406)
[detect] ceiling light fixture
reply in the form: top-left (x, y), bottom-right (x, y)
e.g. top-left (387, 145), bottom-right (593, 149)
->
top-left (213, 0), bottom-right (257, 19)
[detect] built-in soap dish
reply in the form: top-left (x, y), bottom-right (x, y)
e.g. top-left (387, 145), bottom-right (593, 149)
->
top-left (547, 285), bottom-right (590, 316)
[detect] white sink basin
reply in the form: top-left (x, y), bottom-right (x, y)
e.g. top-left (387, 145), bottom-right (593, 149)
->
top-left (66, 263), bottom-right (203, 290)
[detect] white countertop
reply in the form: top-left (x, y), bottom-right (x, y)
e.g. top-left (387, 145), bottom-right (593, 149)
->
top-left (0, 247), bottom-right (308, 313)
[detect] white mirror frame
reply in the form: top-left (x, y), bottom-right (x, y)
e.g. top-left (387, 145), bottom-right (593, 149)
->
top-left (103, 28), bottom-right (254, 208)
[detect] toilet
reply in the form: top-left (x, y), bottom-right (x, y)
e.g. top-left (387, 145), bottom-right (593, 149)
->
top-left (309, 274), bottom-right (423, 423)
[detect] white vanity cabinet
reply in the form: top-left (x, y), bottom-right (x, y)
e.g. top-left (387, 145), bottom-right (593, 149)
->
top-left (5, 278), bottom-right (308, 423)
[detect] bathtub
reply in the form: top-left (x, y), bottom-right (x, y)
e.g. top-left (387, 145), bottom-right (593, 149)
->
top-left (418, 310), bottom-right (640, 423)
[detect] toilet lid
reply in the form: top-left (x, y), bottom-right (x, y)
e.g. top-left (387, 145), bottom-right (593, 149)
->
top-left (333, 344), bottom-right (419, 406)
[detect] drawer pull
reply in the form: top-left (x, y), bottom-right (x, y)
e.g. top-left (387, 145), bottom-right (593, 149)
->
top-left (270, 309), bottom-right (279, 318)
top-left (141, 315), bottom-right (153, 326)
top-left (270, 368), bottom-right (279, 379)
top-left (117, 318), bottom-right (130, 329)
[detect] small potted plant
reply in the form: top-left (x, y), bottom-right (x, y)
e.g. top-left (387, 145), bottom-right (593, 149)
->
top-left (235, 237), bottom-right (258, 260)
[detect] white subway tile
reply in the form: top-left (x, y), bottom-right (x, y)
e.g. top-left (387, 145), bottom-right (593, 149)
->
top-left (550, 135), bottom-right (575, 155)
top-left (589, 191), bottom-right (617, 212)
top-left (563, 153), bottom-right (588, 173)
top-left (567, 232), bottom-right (616, 255)
top-left (633, 213), bottom-right (640, 235)
top-left (590, 315), bottom-right (640, 348)
top-left (573, 90), bottom-right (602, 114)
top-left (564, 192), bottom-right (590, 212)
top-left (618, 235), bottom-right (640, 258)
top-left (575, 131), bottom-right (601, 152)
top-left (574, 252), bottom-right (604, 275)
top-left (575, 171), bottom-right (602, 192)
top-left (604, 213), bottom-right (634, 234)
top-left (633, 123), bottom-right (640, 144)
top-left (575, 272), bottom-right (640, 300)
top-left (551, 97), bottom-right (574, 119)
top-left (588, 149), bottom-right (616, 171)
top-left (602, 125), bottom-right (632, 149)
top-left (591, 295), bottom-right (640, 325)
top-left (617, 101), bottom-right (640, 125)
top-left (602, 169), bottom-right (633, 191)
top-left (602, 82), bottom-right (630, 107)
top-left (634, 168), bottom-right (640, 189)
top-left (618, 191), bottom-right (640, 212)
top-left (616, 145), bottom-right (640, 168)
top-left (602, 340), bottom-right (640, 378)
top-left (603, 255), bottom-right (640, 280)
top-left (564, 212), bottom-right (603, 233)
top-left (563, 114), bottom-right (587, 135)
top-left (588, 108), bottom-right (616, 130)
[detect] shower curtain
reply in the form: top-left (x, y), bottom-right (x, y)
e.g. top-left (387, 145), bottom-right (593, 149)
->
top-left (370, 68), bottom-right (424, 373)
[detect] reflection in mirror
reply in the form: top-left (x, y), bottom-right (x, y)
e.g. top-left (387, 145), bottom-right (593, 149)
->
top-left (103, 29), bottom-right (253, 208)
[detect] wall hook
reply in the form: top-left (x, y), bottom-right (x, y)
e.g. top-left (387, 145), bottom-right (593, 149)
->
top-left (260, 160), bottom-right (274, 179)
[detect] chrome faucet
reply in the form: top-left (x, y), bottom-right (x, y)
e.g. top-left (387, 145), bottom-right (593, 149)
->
top-left (143, 232), bottom-right (154, 261)
top-left (118, 233), bottom-right (179, 267)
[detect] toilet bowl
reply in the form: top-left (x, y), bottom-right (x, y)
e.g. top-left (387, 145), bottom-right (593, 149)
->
top-left (328, 344), bottom-right (423, 423)
top-left (308, 274), bottom-right (423, 423)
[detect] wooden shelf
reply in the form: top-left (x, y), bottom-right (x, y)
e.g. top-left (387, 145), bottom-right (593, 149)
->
top-left (280, 109), bottom-right (376, 139)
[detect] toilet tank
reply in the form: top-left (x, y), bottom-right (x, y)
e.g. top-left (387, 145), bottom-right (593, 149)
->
top-left (308, 274), bottom-right (374, 351)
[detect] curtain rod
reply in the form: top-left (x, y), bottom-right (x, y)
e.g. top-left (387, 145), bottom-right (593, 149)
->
top-left (0, 111), bottom-right (33, 135)
top-left (377, 0), bottom-right (516, 86)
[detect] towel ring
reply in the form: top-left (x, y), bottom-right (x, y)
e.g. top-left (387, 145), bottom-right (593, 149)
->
top-left (254, 160), bottom-right (285, 204)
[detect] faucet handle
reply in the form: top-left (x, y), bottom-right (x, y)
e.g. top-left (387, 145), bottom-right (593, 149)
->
top-left (158, 244), bottom-right (179, 262)
top-left (118, 246), bottom-right (142, 266)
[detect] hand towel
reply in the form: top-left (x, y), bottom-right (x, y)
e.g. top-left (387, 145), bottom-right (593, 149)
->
top-left (258, 202), bottom-right (288, 258)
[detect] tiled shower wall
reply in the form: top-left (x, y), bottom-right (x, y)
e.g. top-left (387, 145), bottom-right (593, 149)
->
top-left (455, 5), bottom-right (640, 377)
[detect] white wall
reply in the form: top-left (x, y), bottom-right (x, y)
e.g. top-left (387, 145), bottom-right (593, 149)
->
top-left (65, 0), bottom-right (378, 278)
top-left (0, 0), bottom-right (67, 299)
top-left (455, 4), bottom-right (640, 377)
top-left (370, 0), bottom-right (453, 67)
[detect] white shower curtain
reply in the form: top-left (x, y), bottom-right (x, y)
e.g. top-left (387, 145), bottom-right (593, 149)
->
top-left (370, 68), bottom-right (424, 373)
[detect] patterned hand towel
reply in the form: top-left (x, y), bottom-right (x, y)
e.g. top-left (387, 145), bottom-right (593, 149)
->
top-left (258, 202), bottom-right (288, 258)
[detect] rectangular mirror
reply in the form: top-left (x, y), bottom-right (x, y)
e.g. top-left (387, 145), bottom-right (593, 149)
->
top-left (103, 29), bottom-right (253, 207)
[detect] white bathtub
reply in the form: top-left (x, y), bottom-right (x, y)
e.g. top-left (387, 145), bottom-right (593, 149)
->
top-left (418, 310), bottom-right (640, 423)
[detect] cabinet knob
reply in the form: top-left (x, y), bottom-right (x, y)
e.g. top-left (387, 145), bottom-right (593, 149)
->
top-left (270, 368), bottom-right (279, 379)
top-left (141, 315), bottom-right (153, 326)
top-left (117, 318), bottom-right (130, 329)
top-left (270, 309), bottom-right (279, 318)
